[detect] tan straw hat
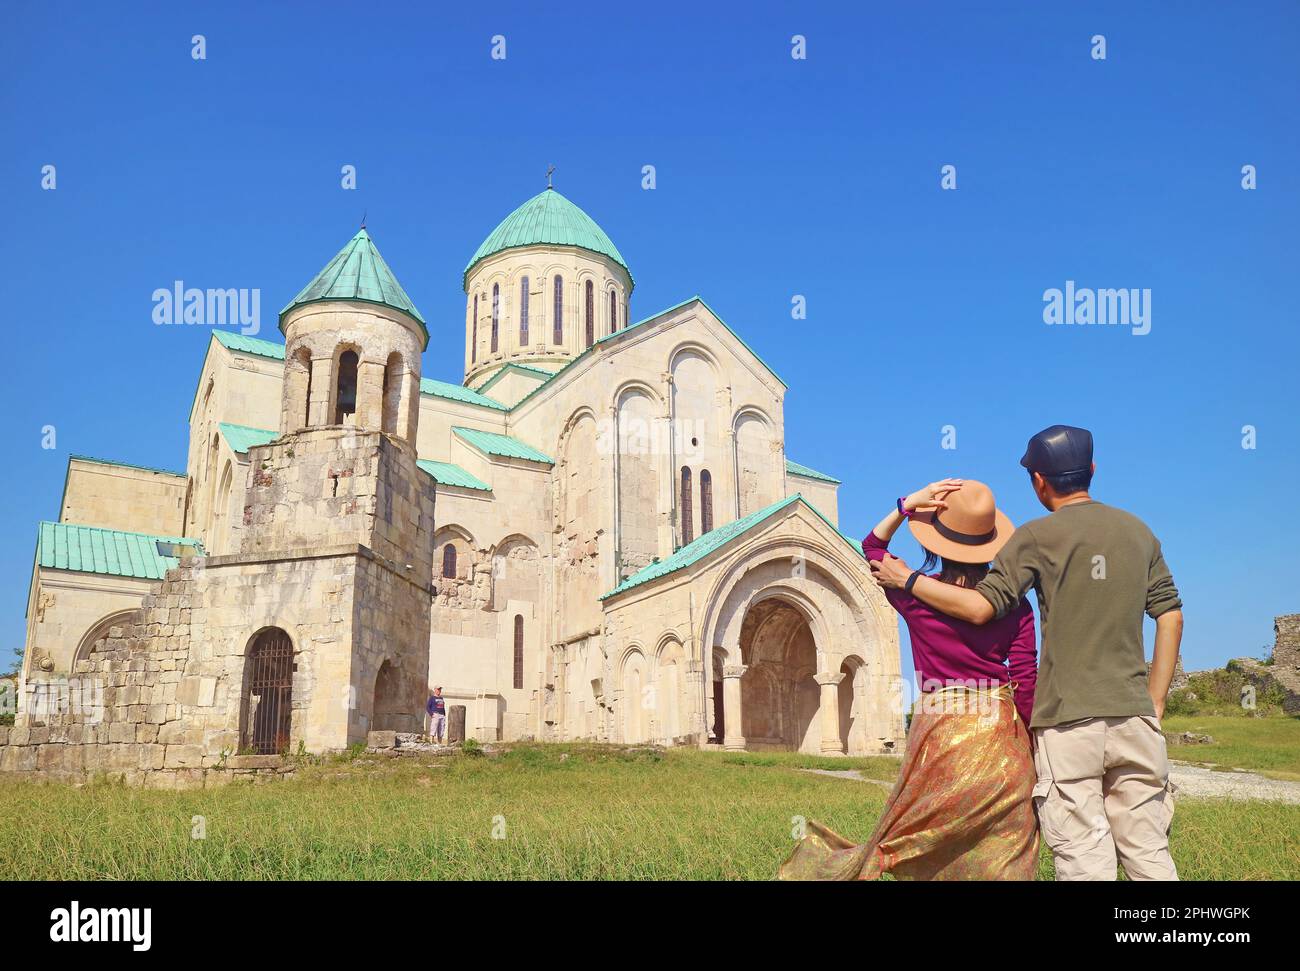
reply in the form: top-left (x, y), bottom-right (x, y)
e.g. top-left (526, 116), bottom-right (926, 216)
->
top-left (907, 479), bottom-right (1014, 564)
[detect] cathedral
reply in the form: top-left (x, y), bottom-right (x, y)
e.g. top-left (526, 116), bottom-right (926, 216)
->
top-left (12, 186), bottom-right (904, 783)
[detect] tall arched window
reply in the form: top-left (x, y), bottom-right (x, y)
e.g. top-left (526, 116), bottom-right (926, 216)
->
top-left (334, 350), bottom-right (358, 424)
top-left (552, 275), bottom-right (563, 344)
top-left (491, 284), bottom-right (500, 353)
top-left (609, 289), bottom-right (618, 332)
top-left (241, 628), bottom-right (294, 755)
top-left (471, 294), bottom-right (478, 363)
top-left (519, 277), bottom-right (530, 346)
top-left (680, 466), bottom-right (694, 546)
top-left (585, 280), bottom-right (595, 347)
top-left (441, 543), bottom-right (457, 579)
top-left (513, 615), bottom-right (525, 690)
top-left (700, 469), bottom-right (714, 534)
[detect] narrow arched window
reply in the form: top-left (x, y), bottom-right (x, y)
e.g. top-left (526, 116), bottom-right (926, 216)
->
top-left (553, 275), bottom-right (563, 344)
top-left (334, 350), bottom-right (358, 424)
top-left (519, 276), bottom-right (530, 346)
top-left (701, 469), bottom-right (714, 534)
top-left (513, 614), bottom-right (525, 690)
top-left (610, 289), bottom-right (618, 332)
top-left (471, 294), bottom-right (478, 363)
top-left (585, 280), bottom-right (595, 347)
top-left (491, 284), bottom-right (500, 353)
top-left (442, 543), bottom-right (457, 579)
top-left (680, 466), bottom-right (694, 546)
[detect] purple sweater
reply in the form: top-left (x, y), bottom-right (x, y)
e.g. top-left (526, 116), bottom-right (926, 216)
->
top-left (864, 530), bottom-right (1038, 725)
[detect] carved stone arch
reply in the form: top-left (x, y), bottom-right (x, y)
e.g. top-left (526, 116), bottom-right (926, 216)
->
top-left (490, 532), bottom-right (540, 609)
top-left (433, 523), bottom-right (476, 582)
top-left (73, 609), bottom-right (140, 669)
top-left (619, 645), bottom-right (650, 744)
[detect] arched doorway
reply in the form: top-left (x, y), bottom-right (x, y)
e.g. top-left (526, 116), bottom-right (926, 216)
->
top-left (839, 656), bottom-right (865, 754)
top-left (241, 628), bottom-right (294, 754)
top-left (372, 659), bottom-right (403, 732)
top-left (739, 598), bottom-right (821, 753)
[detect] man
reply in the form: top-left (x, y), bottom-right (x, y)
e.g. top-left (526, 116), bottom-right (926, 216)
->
top-left (427, 686), bottom-right (446, 744)
top-left (870, 425), bottom-right (1184, 881)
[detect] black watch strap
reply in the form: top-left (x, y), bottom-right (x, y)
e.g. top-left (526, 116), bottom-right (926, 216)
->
top-left (904, 569), bottom-right (923, 594)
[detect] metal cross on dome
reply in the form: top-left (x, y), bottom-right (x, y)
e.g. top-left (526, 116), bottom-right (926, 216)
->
top-left (546, 164), bottom-right (555, 189)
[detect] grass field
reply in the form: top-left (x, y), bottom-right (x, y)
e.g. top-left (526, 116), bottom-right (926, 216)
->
top-left (1162, 715), bottom-right (1300, 781)
top-left (0, 742), bottom-right (1295, 880)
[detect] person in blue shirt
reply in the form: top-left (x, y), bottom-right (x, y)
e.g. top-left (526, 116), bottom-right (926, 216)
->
top-left (426, 686), bottom-right (446, 744)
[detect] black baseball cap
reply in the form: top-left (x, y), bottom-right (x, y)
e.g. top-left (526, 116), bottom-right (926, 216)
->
top-left (1019, 424), bottom-right (1094, 476)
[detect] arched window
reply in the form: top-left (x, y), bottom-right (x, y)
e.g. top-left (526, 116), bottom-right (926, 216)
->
top-left (381, 352), bottom-right (401, 435)
top-left (552, 275), bottom-right (563, 344)
top-left (334, 350), bottom-right (358, 424)
top-left (585, 280), bottom-right (595, 347)
top-left (513, 614), bottom-right (525, 690)
top-left (610, 289), bottom-right (618, 332)
top-left (471, 294), bottom-right (478, 363)
top-left (441, 543), bottom-right (457, 579)
top-left (700, 469), bottom-right (714, 534)
top-left (491, 283), bottom-right (500, 353)
top-left (680, 466), bottom-right (694, 546)
top-left (519, 276), bottom-right (530, 346)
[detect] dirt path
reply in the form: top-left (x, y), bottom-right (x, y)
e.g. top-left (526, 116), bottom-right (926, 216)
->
top-left (800, 763), bottom-right (1300, 804)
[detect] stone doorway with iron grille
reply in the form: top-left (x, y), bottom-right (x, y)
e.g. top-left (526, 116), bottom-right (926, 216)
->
top-left (241, 627), bottom-right (295, 755)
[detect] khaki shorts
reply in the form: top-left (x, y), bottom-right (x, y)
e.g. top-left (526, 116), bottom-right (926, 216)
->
top-left (1032, 715), bottom-right (1178, 881)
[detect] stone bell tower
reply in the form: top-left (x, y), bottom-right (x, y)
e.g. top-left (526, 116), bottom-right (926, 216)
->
top-left (233, 226), bottom-right (437, 747)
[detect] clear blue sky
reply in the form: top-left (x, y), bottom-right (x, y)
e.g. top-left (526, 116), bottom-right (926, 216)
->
top-left (1, 2), bottom-right (1296, 677)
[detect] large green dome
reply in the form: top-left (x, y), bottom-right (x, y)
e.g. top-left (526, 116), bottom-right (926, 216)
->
top-left (464, 188), bottom-right (632, 289)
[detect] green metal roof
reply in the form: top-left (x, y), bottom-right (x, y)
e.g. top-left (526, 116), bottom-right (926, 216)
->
top-left (213, 330), bottom-right (287, 360)
top-left (464, 189), bottom-right (632, 289)
top-left (219, 423), bottom-right (280, 455)
top-left (36, 522), bottom-right (203, 581)
top-left (601, 494), bottom-right (862, 600)
top-left (417, 459), bottom-right (491, 492)
top-left (786, 458), bottom-right (841, 484)
top-left (68, 454), bottom-right (185, 478)
top-left (421, 377), bottom-right (509, 411)
top-left (281, 228), bottom-right (429, 344)
top-left (452, 426), bottom-right (554, 465)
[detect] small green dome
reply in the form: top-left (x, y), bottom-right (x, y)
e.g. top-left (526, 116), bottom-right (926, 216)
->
top-left (281, 228), bottom-right (428, 346)
top-left (464, 189), bottom-right (632, 290)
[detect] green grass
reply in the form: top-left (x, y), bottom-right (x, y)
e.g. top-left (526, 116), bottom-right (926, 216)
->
top-left (0, 743), bottom-right (1295, 880)
top-left (1162, 714), bottom-right (1300, 780)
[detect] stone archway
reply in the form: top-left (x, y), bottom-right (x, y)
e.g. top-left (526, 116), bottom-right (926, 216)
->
top-left (737, 598), bottom-right (823, 753)
top-left (372, 659), bottom-right (404, 732)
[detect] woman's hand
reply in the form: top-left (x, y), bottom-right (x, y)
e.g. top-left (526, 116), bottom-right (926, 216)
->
top-left (870, 555), bottom-right (914, 589)
top-left (903, 478), bottom-right (963, 514)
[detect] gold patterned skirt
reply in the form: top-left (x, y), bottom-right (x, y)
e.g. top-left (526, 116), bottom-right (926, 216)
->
top-left (779, 684), bottom-right (1038, 881)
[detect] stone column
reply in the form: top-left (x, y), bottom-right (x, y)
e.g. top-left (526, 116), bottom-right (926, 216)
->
top-left (816, 671), bottom-right (846, 755)
top-left (722, 664), bottom-right (747, 751)
top-left (357, 360), bottom-right (386, 430)
top-left (309, 356), bottom-right (334, 427)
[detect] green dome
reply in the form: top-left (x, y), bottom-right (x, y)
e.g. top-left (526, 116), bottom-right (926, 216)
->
top-left (281, 228), bottom-right (428, 347)
top-left (464, 189), bottom-right (632, 289)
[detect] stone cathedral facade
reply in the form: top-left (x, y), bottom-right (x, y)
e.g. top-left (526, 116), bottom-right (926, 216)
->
top-left (10, 187), bottom-right (903, 784)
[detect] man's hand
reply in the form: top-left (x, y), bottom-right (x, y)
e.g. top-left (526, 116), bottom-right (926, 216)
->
top-left (869, 555), bottom-right (913, 590)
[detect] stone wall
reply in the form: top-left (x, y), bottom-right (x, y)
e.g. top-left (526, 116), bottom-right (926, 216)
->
top-left (1233, 614), bottom-right (1300, 715)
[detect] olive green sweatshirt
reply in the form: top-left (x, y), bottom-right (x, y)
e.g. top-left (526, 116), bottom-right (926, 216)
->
top-left (976, 500), bottom-right (1182, 728)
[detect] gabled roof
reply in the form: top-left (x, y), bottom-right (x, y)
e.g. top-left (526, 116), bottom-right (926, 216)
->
top-left (511, 296), bottom-right (785, 414)
top-left (417, 459), bottom-right (492, 492)
top-left (601, 494), bottom-right (862, 600)
top-left (465, 189), bottom-right (632, 288)
top-left (35, 522), bottom-right (204, 581)
top-left (452, 426), bottom-right (554, 465)
top-left (281, 228), bottom-right (428, 344)
top-left (68, 454), bottom-right (185, 478)
top-left (786, 458), bottom-right (841, 484)
top-left (219, 423), bottom-right (279, 455)
top-left (213, 330), bottom-right (287, 360)
top-left (475, 362), bottom-right (556, 395)
top-left (420, 377), bottom-right (509, 411)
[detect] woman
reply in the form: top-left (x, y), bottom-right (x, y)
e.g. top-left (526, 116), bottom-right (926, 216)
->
top-left (780, 478), bottom-right (1038, 880)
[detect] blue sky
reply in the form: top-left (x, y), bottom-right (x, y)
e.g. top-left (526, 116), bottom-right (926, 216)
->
top-left (1, 1), bottom-right (1297, 676)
